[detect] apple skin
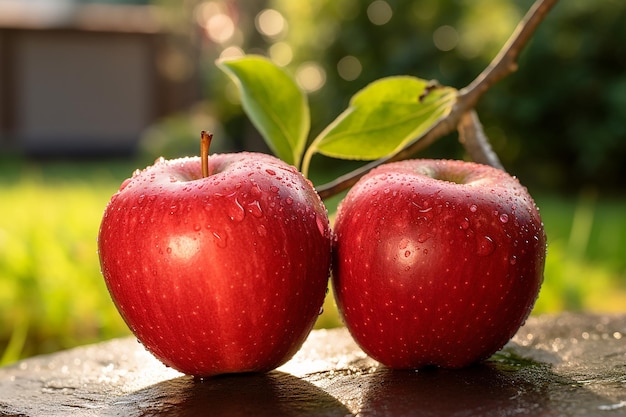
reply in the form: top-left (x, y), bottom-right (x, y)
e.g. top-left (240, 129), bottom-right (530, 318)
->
top-left (98, 153), bottom-right (331, 377)
top-left (332, 159), bottom-right (546, 369)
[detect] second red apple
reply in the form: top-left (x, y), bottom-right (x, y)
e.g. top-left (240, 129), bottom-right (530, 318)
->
top-left (332, 159), bottom-right (546, 369)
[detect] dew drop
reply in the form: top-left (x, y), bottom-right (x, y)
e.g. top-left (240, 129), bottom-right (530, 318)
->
top-left (265, 169), bottom-right (276, 176)
top-left (469, 204), bottom-right (478, 213)
top-left (285, 197), bottom-right (294, 205)
top-left (120, 178), bottom-right (132, 190)
top-left (270, 186), bottom-right (279, 193)
top-left (477, 235), bottom-right (496, 256)
top-left (398, 238), bottom-right (409, 250)
top-left (417, 233), bottom-right (430, 243)
top-left (510, 255), bottom-right (517, 265)
top-left (166, 247), bottom-right (172, 254)
top-left (499, 213), bottom-right (509, 224)
top-left (250, 184), bottom-right (262, 197)
top-left (247, 200), bottom-right (263, 218)
top-left (228, 198), bottom-right (246, 222)
top-left (460, 218), bottom-right (470, 230)
top-left (132, 169), bottom-right (141, 177)
top-left (213, 231), bottom-right (227, 248)
top-left (257, 224), bottom-right (268, 237)
top-left (404, 250), bottom-right (411, 258)
top-left (315, 214), bottom-right (327, 237)
top-left (193, 224), bottom-right (202, 232)
top-left (137, 194), bottom-right (146, 204)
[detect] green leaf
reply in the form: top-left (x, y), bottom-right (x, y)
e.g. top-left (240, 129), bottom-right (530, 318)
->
top-left (302, 76), bottom-right (457, 172)
top-left (217, 55), bottom-right (309, 168)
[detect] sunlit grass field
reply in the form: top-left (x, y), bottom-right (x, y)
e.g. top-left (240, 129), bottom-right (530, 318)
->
top-left (1, 158), bottom-right (625, 365)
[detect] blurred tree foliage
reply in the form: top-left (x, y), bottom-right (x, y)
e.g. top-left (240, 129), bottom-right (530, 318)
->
top-left (174, 0), bottom-right (626, 193)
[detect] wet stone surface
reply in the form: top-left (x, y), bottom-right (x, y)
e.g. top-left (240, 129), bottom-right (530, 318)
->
top-left (1, 312), bottom-right (625, 416)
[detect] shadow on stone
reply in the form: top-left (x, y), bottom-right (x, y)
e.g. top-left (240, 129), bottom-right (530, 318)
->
top-left (111, 370), bottom-right (350, 417)
top-left (356, 344), bottom-right (621, 417)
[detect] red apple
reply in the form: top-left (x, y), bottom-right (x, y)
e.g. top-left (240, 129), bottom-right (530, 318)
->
top-left (332, 159), bottom-right (546, 369)
top-left (98, 152), bottom-right (332, 377)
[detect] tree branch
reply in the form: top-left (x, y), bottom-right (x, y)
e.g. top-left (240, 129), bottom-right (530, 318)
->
top-left (457, 0), bottom-right (559, 109)
top-left (457, 110), bottom-right (504, 170)
top-left (316, 0), bottom-right (558, 200)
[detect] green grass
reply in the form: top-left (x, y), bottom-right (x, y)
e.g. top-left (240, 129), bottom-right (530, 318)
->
top-left (0, 158), bottom-right (135, 364)
top-left (533, 192), bottom-right (626, 313)
top-left (0, 158), bottom-right (625, 365)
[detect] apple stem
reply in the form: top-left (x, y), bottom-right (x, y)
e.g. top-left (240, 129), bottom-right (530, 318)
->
top-left (201, 131), bottom-right (213, 178)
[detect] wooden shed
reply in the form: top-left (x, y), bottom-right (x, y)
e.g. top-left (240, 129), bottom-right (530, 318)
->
top-left (0, 3), bottom-right (200, 156)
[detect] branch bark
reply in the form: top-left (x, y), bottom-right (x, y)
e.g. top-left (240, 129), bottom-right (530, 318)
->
top-left (457, 110), bottom-right (504, 171)
top-left (316, 0), bottom-right (558, 200)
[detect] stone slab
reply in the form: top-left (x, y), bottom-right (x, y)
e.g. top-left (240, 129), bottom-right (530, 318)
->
top-left (1, 312), bottom-right (625, 416)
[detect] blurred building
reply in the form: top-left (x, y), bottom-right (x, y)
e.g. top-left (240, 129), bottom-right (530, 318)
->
top-left (0, 1), bottom-right (200, 157)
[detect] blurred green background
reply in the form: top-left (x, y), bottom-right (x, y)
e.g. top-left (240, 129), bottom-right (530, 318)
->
top-left (1, 0), bottom-right (625, 365)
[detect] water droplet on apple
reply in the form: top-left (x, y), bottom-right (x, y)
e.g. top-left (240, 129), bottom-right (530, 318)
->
top-left (417, 233), bottom-right (430, 243)
top-left (499, 213), bottom-right (509, 224)
top-left (318, 306), bottom-right (324, 315)
top-left (119, 178), bottom-right (132, 191)
top-left (137, 194), bottom-right (146, 204)
top-left (228, 198), bottom-right (246, 222)
top-left (250, 184), bottom-right (262, 198)
top-left (193, 224), bottom-right (202, 232)
top-left (469, 204), bottom-right (478, 213)
top-left (510, 255), bottom-right (517, 265)
top-left (285, 197), bottom-right (294, 205)
top-left (404, 250), bottom-right (411, 258)
top-left (270, 186), bottom-right (279, 193)
top-left (166, 247), bottom-right (172, 254)
top-left (398, 238), bottom-right (409, 249)
top-left (257, 224), bottom-right (267, 237)
top-left (247, 200), bottom-right (263, 218)
top-left (460, 218), bottom-right (470, 230)
top-left (315, 214), bottom-right (327, 237)
top-left (212, 231), bottom-right (227, 248)
top-left (477, 235), bottom-right (496, 256)
top-left (265, 169), bottom-right (276, 176)
top-left (169, 205), bottom-right (178, 215)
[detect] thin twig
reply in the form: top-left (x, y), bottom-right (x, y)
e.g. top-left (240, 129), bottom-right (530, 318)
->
top-left (317, 111), bottom-right (460, 200)
top-left (316, 0), bottom-right (558, 200)
top-left (457, 0), bottom-right (559, 109)
top-left (458, 110), bottom-right (504, 170)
